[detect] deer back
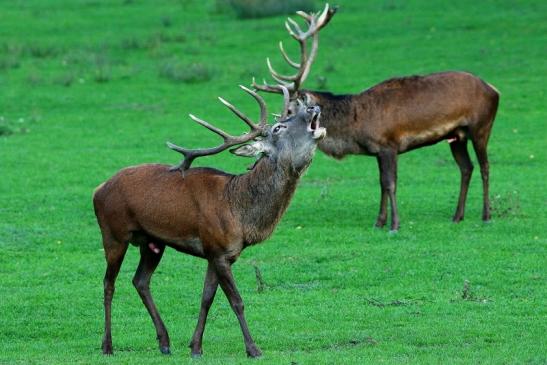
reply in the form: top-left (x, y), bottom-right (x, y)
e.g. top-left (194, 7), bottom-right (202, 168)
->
top-left (299, 71), bottom-right (499, 157)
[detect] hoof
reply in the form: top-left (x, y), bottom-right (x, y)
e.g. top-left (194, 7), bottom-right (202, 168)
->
top-left (160, 346), bottom-right (171, 355)
top-left (246, 346), bottom-right (262, 358)
top-left (374, 220), bottom-right (386, 228)
top-left (102, 342), bottom-right (113, 355)
top-left (452, 215), bottom-right (464, 223)
top-left (189, 340), bottom-right (202, 358)
top-left (388, 229), bottom-right (398, 235)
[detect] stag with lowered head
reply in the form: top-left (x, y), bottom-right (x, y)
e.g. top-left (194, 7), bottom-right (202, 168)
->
top-left (93, 86), bottom-right (325, 358)
top-left (253, 4), bottom-right (499, 231)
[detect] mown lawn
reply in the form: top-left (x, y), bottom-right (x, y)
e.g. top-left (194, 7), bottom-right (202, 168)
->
top-left (0, 1), bottom-right (545, 364)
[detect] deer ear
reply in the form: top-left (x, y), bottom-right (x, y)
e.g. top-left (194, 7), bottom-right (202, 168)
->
top-left (230, 141), bottom-right (268, 157)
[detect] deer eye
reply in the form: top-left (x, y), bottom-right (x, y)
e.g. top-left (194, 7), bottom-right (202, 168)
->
top-left (272, 124), bottom-right (286, 134)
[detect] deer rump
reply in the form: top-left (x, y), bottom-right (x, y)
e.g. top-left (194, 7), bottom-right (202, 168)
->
top-left (93, 165), bottom-right (233, 258)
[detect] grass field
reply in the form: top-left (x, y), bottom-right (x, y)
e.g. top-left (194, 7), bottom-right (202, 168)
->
top-left (1, 1), bottom-right (546, 364)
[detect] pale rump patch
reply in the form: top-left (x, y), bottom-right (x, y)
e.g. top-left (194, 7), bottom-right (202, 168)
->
top-left (148, 242), bottom-right (160, 254)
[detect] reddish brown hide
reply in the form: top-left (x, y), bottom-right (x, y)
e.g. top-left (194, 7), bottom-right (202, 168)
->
top-left (93, 88), bottom-right (325, 358)
top-left (295, 71), bottom-right (500, 230)
top-left (253, 5), bottom-right (499, 230)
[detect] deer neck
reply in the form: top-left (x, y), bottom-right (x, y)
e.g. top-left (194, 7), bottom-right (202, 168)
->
top-left (306, 90), bottom-right (355, 129)
top-left (227, 156), bottom-right (302, 245)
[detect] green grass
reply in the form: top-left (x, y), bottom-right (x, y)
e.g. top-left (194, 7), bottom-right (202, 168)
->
top-left (1, 0), bottom-right (546, 364)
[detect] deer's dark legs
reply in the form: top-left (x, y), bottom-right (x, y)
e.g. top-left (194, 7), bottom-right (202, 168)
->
top-left (102, 239), bottom-right (129, 355)
top-left (213, 257), bottom-right (262, 358)
top-left (374, 158), bottom-right (388, 228)
top-left (132, 243), bottom-right (170, 354)
top-left (189, 262), bottom-right (219, 357)
top-left (376, 149), bottom-right (399, 231)
top-left (472, 138), bottom-right (491, 221)
top-left (449, 139), bottom-right (474, 222)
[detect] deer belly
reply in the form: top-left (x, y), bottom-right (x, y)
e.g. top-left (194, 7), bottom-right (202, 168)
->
top-left (397, 121), bottom-right (463, 152)
top-left (168, 237), bottom-right (205, 257)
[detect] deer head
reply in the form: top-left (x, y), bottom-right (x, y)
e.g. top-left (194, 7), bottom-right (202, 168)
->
top-left (232, 104), bottom-right (325, 173)
top-left (167, 85), bottom-right (325, 175)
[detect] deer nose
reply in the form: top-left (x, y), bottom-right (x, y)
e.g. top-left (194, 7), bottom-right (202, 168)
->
top-left (306, 105), bottom-right (320, 114)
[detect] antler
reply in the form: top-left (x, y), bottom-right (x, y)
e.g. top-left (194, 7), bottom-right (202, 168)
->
top-left (167, 85), bottom-right (268, 173)
top-left (270, 85), bottom-right (292, 122)
top-left (252, 3), bottom-right (337, 94)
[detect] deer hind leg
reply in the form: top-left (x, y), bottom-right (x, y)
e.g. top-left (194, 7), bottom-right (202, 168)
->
top-left (374, 156), bottom-right (388, 228)
top-left (376, 149), bottom-right (399, 232)
top-left (470, 113), bottom-right (495, 222)
top-left (189, 261), bottom-right (219, 357)
top-left (132, 242), bottom-right (170, 354)
top-left (471, 136), bottom-right (491, 221)
top-left (449, 138), bottom-right (474, 222)
top-left (213, 257), bottom-right (262, 358)
top-left (102, 236), bottom-right (129, 355)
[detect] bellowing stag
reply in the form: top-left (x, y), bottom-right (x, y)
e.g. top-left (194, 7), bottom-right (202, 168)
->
top-left (253, 3), bottom-right (500, 231)
top-left (93, 86), bottom-right (325, 357)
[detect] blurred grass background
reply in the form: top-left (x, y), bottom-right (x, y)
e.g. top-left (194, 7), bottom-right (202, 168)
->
top-left (0, 0), bottom-right (545, 364)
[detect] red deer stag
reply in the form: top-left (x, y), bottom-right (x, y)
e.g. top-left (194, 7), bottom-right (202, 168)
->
top-left (253, 4), bottom-right (500, 231)
top-left (93, 86), bottom-right (325, 358)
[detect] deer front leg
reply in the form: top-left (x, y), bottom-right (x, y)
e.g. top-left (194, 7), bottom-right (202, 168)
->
top-left (189, 262), bottom-right (219, 357)
top-left (213, 257), bottom-right (262, 358)
top-left (377, 149), bottom-right (400, 232)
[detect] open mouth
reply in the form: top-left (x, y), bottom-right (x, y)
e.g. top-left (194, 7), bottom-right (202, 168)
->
top-left (307, 108), bottom-right (326, 139)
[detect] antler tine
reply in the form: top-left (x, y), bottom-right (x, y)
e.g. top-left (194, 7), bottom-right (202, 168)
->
top-left (268, 68), bottom-right (297, 87)
top-left (296, 10), bottom-right (313, 23)
top-left (188, 113), bottom-right (231, 139)
top-left (168, 86), bottom-right (270, 173)
top-left (286, 17), bottom-right (304, 39)
top-left (253, 3), bottom-right (336, 95)
top-left (217, 96), bottom-right (257, 130)
top-left (251, 76), bottom-right (295, 94)
top-left (295, 28), bottom-right (319, 90)
top-left (239, 85), bottom-right (268, 127)
top-left (316, 3), bottom-right (337, 31)
top-left (267, 57), bottom-right (299, 82)
top-left (279, 85), bottom-right (291, 120)
top-left (279, 41), bottom-right (300, 68)
top-left (286, 3), bottom-right (332, 40)
top-left (284, 19), bottom-right (300, 41)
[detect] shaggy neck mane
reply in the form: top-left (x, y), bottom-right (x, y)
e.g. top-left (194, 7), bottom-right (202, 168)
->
top-left (226, 156), bottom-right (301, 245)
